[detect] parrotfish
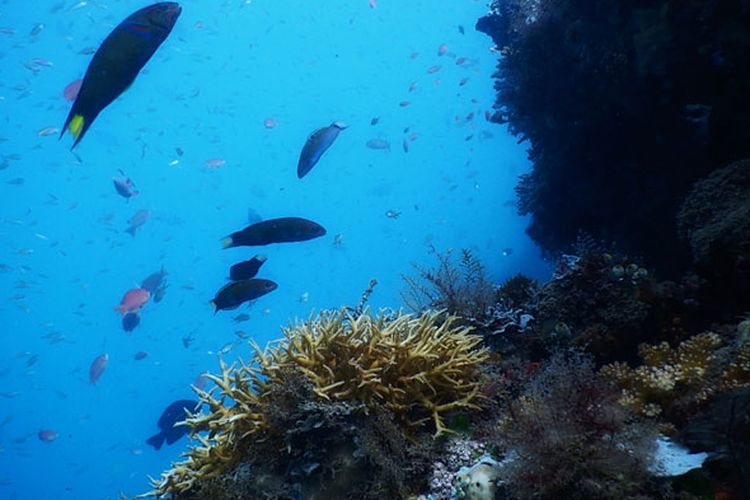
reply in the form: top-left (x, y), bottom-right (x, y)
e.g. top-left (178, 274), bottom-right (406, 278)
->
top-left (210, 279), bottom-right (278, 313)
top-left (221, 217), bottom-right (326, 248)
top-left (229, 254), bottom-right (267, 281)
top-left (140, 266), bottom-right (167, 293)
top-left (297, 121), bottom-right (347, 179)
top-left (146, 400), bottom-right (200, 450)
top-left (114, 288), bottom-right (150, 315)
top-left (59, 3), bottom-right (182, 148)
top-left (89, 353), bottom-right (109, 384)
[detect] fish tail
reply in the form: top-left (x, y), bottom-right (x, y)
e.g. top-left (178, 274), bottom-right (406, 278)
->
top-left (113, 305), bottom-right (125, 315)
top-left (210, 300), bottom-right (219, 314)
top-left (220, 236), bottom-right (233, 249)
top-left (146, 432), bottom-right (165, 450)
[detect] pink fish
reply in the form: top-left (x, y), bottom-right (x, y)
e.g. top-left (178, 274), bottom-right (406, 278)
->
top-left (438, 43), bottom-right (448, 56)
top-left (399, 101), bottom-right (411, 107)
top-left (38, 429), bottom-right (58, 442)
top-left (125, 209), bottom-right (149, 236)
top-left (134, 351), bottom-right (148, 361)
top-left (402, 139), bottom-right (409, 153)
top-left (114, 288), bottom-right (150, 315)
top-left (456, 57), bottom-right (467, 65)
top-left (426, 65), bottom-right (441, 74)
top-left (459, 77), bottom-right (469, 86)
top-left (368, 0), bottom-right (376, 8)
top-left (89, 353), bottom-right (109, 384)
top-left (204, 158), bottom-right (226, 169)
top-left (113, 176), bottom-right (139, 199)
top-left (63, 79), bottom-right (82, 102)
top-left (408, 82), bottom-right (417, 92)
top-left (263, 118), bottom-right (278, 129)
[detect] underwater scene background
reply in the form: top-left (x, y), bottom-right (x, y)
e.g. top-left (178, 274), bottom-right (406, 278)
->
top-left (2, 0), bottom-right (750, 499)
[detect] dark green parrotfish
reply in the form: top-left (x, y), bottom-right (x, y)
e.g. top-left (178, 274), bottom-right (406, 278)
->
top-left (145, 399), bottom-right (200, 450)
top-left (297, 121), bottom-right (347, 178)
top-left (221, 217), bottom-right (326, 248)
top-left (210, 279), bottom-right (278, 313)
top-left (229, 254), bottom-right (267, 281)
top-left (60, 2), bottom-right (182, 148)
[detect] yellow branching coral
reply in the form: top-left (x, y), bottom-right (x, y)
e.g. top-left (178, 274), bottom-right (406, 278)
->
top-left (142, 309), bottom-right (489, 497)
top-left (601, 332), bottom-right (750, 418)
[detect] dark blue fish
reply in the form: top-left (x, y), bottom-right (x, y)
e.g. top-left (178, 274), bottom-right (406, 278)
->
top-left (221, 217), bottom-right (326, 248)
top-left (210, 279), bottom-right (278, 313)
top-left (140, 266), bottom-right (168, 293)
top-left (60, 3), bottom-right (181, 148)
top-left (297, 122), bottom-right (347, 178)
top-left (122, 311), bottom-right (140, 332)
top-left (146, 400), bottom-right (200, 450)
top-left (229, 255), bottom-right (266, 281)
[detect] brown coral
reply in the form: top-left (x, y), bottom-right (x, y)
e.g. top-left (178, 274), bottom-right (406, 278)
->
top-left (143, 309), bottom-right (489, 497)
top-left (602, 331), bottom-right (750, 419)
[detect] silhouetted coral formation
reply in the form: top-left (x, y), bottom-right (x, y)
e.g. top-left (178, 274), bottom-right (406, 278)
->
top-left (477, 0), bottom-right (750, 276)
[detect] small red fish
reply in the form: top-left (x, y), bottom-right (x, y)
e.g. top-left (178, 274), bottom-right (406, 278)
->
top-left (408, 82), bottom-right (417, 92)
top-left (134, 351), bottom-right (148, 361)
top-left (399, 101), bottom-right (411, 107)
top-left (114, 288), bottom-right (150, 315)
top-left (63, 79), bottom-right (82, 102)
top-left (204, 158), bottom-right (226, 169)
top-left (194, 372), bottom-right (210, 391)
top-left (89, 353), bottom-right (109, 384)
top-left (426, 65), bottom-right (441, 74)
top-left (402, 139), bottom-right (409, 153)
top-left (38, 429), bottom-right (59, 442)
top-left (437, 43), bottom-right (448, 56)
top-left (459, 77), bottom-right (469, 86)
top-left (456, 57), bottom-right (467, 65)
top-left (368, 0), bottom-right (376, 8)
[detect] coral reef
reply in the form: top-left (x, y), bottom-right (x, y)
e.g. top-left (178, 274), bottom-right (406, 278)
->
top-left (602, 331), bottom-right (750, 420)
top-left (677, 159), bottom-right (750, 318)
top-left (477, 0), bottom-right (750, 275)
top-left (493, 352), bottom-right (660, 499)
top-left (144, 310), bottom-right (489, 498)
top-left (401, 247), bottom-right (495, 322)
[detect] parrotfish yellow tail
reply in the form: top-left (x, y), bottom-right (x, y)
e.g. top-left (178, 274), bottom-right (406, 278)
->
top-left (220, 237), bottom-right (234, 249)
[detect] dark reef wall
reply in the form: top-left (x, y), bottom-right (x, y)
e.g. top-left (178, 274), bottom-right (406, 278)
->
top-left (477, 0), bottom-right (750, 275)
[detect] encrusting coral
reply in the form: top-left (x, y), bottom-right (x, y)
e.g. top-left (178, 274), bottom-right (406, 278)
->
top-left (602, 331), bottom-right (750, 419)
top-left (143, 309), bottom-right (489, 497)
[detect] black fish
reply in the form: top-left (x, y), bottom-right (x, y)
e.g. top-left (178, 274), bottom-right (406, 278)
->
top-left (229, 254), bottom-right (267, 281)
top-left (211, 279), bottom-right (278, 313)
top-left (221, 217), bottom-right (326, 249)
top-left (141, 266), bottom-right (168, 293)
top-left (122, 311), bottom-right (140, 332)
top-left (297, 122), bottom-right (347, 178)
top-left (146, 399), bottom-right (199, 450)
top-left (60, 3), bottom-right (181, 148)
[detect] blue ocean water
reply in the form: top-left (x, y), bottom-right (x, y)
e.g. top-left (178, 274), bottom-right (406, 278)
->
top-left (0, 1), bottom-right (549, 498)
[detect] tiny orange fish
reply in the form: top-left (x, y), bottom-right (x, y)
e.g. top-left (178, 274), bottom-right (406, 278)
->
top-left (437, 43), bottom-right (448, 56)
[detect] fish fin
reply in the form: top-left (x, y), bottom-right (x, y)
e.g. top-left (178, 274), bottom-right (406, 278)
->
top-left (220, 236), bottom-right (233, 249)
top-left (210, 300), bottom-right (219, 314)
top-left (146, 432), bottom-right (165, 450)
top-left (113, 305), bottom-right (125, 315)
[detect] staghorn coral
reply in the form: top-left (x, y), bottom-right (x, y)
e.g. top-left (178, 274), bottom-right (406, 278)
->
top-left (602, 332), bottom-right (750, 419)
top-left (144, 309), bottom-right (489, 498)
